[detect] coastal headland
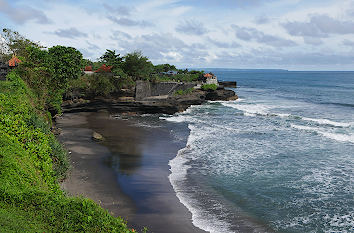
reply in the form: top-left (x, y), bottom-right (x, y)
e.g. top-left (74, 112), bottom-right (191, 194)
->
top-left (62, 80), bottom-right (238, 115)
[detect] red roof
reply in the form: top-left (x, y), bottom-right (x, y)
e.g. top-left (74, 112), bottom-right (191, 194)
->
top-left (8, 55), bottom-right (22, 67)
top-left (204, 73), bottom-right (213, 78)
top-left (95, 64), bottom-right (112, 73)
top-left (84, 66), bottom-right (93, 71)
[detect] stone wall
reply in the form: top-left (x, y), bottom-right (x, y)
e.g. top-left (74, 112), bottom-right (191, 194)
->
top-left (135, 81), bottom-right (196, 100)
top-left (0, 62), bottom-right (9, 81)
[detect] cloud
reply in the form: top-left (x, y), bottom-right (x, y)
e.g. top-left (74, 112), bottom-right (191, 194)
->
top-left (110, 32), bottom-right (208, 65)
top-left (103, 3), bottom-right (133, 16)
top-left (86, 41), bottom-right (100, 51)
top-left (283, 14), bottom-right (354, 38)
top-left (207, 37), bottom-right (240, 48)
top-left (342, 39), bottom-right (354, 47)
top-left (116, 33), bottom-right (187, 59)
top-left (0, 0), bottom-right (51, 24)
top-left (254, 15), bottom-right (271, 24)
top-left (53, 28), bottom-right (87, 39)
top-left (175, 20), bottom-right (209, 35)
top-left (179, 0), bottom-right (262, 8)
top-left (232, 25), bottom-right (296, 47)
top-left (111, 30), bottom-right (133, 41)
top-left (107, 16), bottom-right (153, 27)
top-left (303, 37), bottom-right (323, 46)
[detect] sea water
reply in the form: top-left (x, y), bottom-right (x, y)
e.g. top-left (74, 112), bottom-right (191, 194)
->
top-left (161, 70), bottom-right (354, 233)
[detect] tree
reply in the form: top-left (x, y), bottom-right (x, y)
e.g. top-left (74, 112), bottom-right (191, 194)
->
top-left (16, 45), bottom-right (83, 114)
top-left (0, 28), bottom-right (41, 59)
top-left (154, 64), bottom-right (177, 73)
top-left (99, 49), bottom-right (123, 69)
top-left (48, 45), bottom-right (83, 90)
top-left (122, 51), bottom-right (153, 80)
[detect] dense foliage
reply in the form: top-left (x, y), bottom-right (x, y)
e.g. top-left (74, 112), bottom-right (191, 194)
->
top-left (201, 83), bottom-right (218, 91)
top-left (122, 51), bottom-right (153, 80)
top-left (67, 74), bottom-right (135, 98)
top-left (99, 49), bottom-right (123, 69)
top-left (14, 45), bottom-right (83, 114)
top-left (0, 72), bottom-right (133, 232)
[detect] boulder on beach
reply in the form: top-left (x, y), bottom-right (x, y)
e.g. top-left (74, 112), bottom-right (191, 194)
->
top-left (92, 131), bottom-right (104, 141)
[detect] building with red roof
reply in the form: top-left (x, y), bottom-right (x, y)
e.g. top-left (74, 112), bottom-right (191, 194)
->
top-left (8, 55), bottom-right (22, 67)
top-left (203, 72), bottom-right (218, 85)
top-left (84, 66), bottom-right (93, 71)
top-left (203, 73), bottom-right (213, 79)
top-left (95, 64), bottom-right (112, 73)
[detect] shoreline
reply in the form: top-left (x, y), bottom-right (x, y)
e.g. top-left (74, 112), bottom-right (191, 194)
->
top-left (57, 111), bottom-right (206, 233)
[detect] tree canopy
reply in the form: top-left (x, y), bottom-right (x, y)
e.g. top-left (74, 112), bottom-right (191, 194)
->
top-left (99, 49), bottom-right (122, 68)
top-left (122, 51), bottom-right (153, 80)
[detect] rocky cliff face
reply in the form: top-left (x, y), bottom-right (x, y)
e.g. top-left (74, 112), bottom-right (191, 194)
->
top-left (62, 89), bottom-right (238, 115)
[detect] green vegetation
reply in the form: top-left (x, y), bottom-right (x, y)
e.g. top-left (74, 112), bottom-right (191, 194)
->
top-left (122, 51), bottom-right (153, 80)
top-left (0, 72), bottom-right (133, 232)
top-left (174, 88), bottom-right (194, 95)
top-left (201, 84), bottom-right (218, 91)
top-left (1, 28), bottom-right (135, 232)
top-left (14, 45), bottom-right (83, 114)
top-left (67, 74), bottom-right (135, 98)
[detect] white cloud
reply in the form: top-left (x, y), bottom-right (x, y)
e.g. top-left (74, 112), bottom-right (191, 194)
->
top-left (1, 0), bottom-right (353, 70)
top-left (0, 0), bottom-right (51, 24)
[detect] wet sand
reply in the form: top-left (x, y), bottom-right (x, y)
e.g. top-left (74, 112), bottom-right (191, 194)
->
top-left (57, 112), bottom-right (206, 233)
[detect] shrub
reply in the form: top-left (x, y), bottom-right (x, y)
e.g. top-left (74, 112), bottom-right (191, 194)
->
top-left (201, 84), bottom-right (218, 91)
top-left (174, 88), bottom-right (194, 95)
top-left (89, 74), bottom-right (116, 97)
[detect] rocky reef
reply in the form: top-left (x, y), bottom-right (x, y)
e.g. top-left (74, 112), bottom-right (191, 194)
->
top-left (62, 88), bottom-right (238, 115)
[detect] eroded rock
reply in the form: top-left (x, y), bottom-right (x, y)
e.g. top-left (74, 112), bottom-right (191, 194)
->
top-left (92, 132), bottom-right (104, 141)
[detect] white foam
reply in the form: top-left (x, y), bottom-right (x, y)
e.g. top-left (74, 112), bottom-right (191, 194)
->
top-left (277, 113), bottom-right (291, 118)
top-left (168, 125), bottom-right (234, 233)
top-left (320, 132), bottom-right (354, 143)
top-left (160, 104), bottom-right (208, 123)
top-left (221, 102), bottom-right (270, 116)
top-left (291, 124), bottom-right (318, 131)
top-left (291, 124), bottom-right (354, 144)
top-left (302, 117), bottom-right (352, 128)
top-left (210, 98), bottom-right (245, 104)
top-left (160, 115), bottom-right (192, 123)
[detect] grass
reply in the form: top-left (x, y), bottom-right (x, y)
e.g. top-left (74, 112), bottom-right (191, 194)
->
top-left (0, 72), bottom-right (134, 232)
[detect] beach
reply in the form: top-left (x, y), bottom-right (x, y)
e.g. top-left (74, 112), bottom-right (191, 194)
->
top-left (57, 111), bottom-right (206, 233)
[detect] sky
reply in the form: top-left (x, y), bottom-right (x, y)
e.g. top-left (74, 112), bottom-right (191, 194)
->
top-left (1, 0), bottom-right (354, 70)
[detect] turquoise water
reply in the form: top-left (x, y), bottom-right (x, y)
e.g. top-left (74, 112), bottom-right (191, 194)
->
top-left (162, 70), bottom-right (354, 233)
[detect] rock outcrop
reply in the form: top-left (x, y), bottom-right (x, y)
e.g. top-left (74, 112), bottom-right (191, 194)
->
top-left (62, 89), bottom-right (238, 115)
top-left (92, 132), bottom-right (104, 141)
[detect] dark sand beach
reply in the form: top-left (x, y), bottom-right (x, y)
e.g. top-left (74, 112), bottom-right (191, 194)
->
top-left (57, 111), bottom-right (206, 233)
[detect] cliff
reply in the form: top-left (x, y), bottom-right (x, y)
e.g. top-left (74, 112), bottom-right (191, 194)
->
top-left (62, 88), bottom-right (238, 115)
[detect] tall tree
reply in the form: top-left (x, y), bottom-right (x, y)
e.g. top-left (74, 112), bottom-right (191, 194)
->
top-left (122, 51), bottom-right (153, 80)
top-left (48, 45), bottom-right (83, 90)
top-left (99, 49), bottom-right (123, 68)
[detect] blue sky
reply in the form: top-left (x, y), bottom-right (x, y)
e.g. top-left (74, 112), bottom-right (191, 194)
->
top-left (1, 0), bottom-right (354, 70)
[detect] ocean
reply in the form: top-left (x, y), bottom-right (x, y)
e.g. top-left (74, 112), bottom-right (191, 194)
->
top-left (161, 70), bottom-right (354, 233)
